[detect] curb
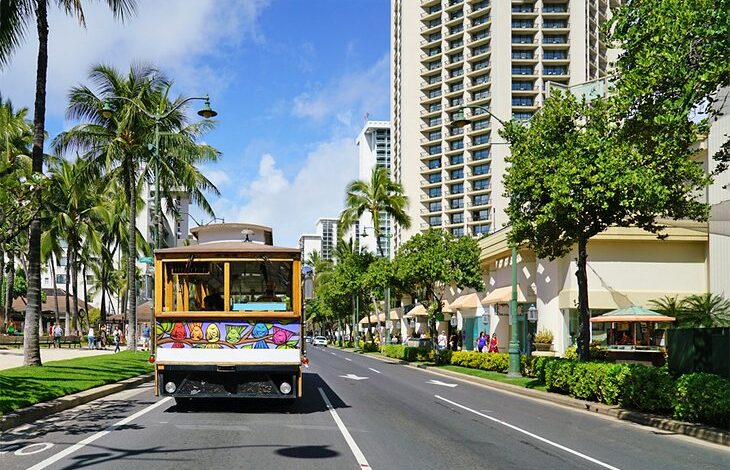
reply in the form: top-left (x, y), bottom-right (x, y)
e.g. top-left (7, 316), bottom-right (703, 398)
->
top-left (0, 373), bottom-right (154, 432)
top-left (414, 365), bottom-right (729, 447)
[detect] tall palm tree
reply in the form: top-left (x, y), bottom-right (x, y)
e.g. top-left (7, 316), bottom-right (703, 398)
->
top-left (338, 166), bottom-right (410, 257)
top-left (0, 0), bottom-right (136, 366)
top-left (54, 64), bottom-right (220, 350)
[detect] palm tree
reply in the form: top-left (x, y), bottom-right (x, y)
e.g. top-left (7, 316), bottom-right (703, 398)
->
top-left (54, 64), bottom-right (220, 350)
top-left (0, 0), bottom-right (136, 365)
top-left (680, 293), bottom-right (730, 328)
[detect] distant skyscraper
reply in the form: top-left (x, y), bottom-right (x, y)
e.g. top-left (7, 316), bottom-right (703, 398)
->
top-left (390, 0), bottom-right (619, 250)
top-left (315, 218), bottom-right (339, 260)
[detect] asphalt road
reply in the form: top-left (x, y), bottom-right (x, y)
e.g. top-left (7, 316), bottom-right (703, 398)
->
top-left (1, 346), bottom-right (728, 470)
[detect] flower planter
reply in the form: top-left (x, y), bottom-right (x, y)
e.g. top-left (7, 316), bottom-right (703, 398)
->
top-left (534, 342), bottom-right (552, 352)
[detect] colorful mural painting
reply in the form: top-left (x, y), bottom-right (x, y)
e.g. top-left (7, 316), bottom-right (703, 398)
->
top-left (156, 320), bottom-right (300, 349)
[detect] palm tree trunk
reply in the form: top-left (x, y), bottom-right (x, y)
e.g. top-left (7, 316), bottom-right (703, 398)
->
top-left (126, 162), bottom-right (138, 351)
top-left (50, 255), bottom-right (60, 325)
top-left (576, 236), bottom-right (590, 362)
top-left (0, 245), bottom-right (5, 314)
top-left (71, 249), bottom-right (80, 334)
top-left (83, 264), bottom-right (90, 327)
top-left (23, 0), bottom-right (48, 367)
top-left (5, 251), bottom-right (15, 323)
top-left (65, 255), bottom-right (71, 334)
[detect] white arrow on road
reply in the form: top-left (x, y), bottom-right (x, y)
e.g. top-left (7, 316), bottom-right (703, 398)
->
top-left (339, 374), bottom-right (369, 381)
top-left (426, 379), bottom-right (458, 388)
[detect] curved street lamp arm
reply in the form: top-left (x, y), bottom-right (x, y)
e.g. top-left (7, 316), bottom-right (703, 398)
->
top-left (461, 104), bottom-right (506, 126)
top-left (105, 95), bottom-right (210, 121)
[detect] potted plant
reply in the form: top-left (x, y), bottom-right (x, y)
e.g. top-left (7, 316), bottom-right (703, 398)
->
top-left (533, 328), bottom-right (553, 351)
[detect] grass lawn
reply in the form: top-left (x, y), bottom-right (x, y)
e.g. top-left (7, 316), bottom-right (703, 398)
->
top-left (0, 351), bottom-right (153, 415)
top-left (439, 365), bottom-right (547, 391)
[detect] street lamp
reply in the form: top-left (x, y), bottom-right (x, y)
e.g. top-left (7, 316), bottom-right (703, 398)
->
top-left (450, 105), bottom-right (522, 378)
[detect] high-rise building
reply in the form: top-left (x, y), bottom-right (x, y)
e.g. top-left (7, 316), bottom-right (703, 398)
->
top-left (315, 218), bottom-right (339, 261)
top-left (355, 120), bottom-right (393, 257)
top-left (391, 0), bottom-right (620, 250)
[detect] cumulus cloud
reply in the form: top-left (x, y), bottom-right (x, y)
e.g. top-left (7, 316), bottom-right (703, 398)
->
top-left (291, 53), bottom-right (389, 122)
top-left (212, 138), bottom-right (358, 247)
top-left (0, 0), bottom-right (270, 118)
top-left (201, 167), bottom-right (232, 189)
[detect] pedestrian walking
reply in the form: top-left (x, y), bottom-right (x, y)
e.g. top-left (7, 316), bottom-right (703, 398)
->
top-left (437, 332), bottom-right (447, 350)
top-left (484, 334), bottom-right (490, 353)
top-left (450, 333), bottom-right (458, 351)
top-left (489, 333), bottom-right (499, 353)
top-left (53, 324), bottom-right (63, 348)
top-left (87, 326), bottom-right (95, 350)
top-left (142, 323), bottom-right (151, 351)
top-left (113, 326), bottom-right (121, 353)
top-left (477, 332), bottom-right (487, 353)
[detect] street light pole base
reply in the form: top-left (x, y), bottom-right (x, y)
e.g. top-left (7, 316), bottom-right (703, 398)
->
top-left (506, 371), bottom-right (523, 378)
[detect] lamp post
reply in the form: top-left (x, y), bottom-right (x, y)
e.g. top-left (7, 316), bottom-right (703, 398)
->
top-left (102, 94), bottom-right (216, 356)
top-left (450, 105), bottom-right (522, 377)
top-left (357, 226), bottom-right (393, 346)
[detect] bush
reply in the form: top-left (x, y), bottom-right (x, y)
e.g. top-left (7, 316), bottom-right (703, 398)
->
top-left (381, 344), bottom-right (434, 362)
top-left (563, 343), bottom-right (607, 361)
top-left (617, 364), bottom-right (674, 413)
top-left (361, 342), bottom-right (379, 353)
top-left (673, 373), bottom-right (730, 428)
top-left (450, 351), bottom-right (509, 373)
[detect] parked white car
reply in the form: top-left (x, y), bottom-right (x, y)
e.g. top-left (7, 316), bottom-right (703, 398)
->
top-left (313, 336), bottom-right (328, 347)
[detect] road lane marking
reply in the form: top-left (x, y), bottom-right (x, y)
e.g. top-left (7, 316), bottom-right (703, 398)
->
top-left (318, 387), bottom-right (371, 470)
top-left (427, 379), bottom-right (458, 388)
top-left (26, 397), bottom-right (172, 470)
top-left (435, 395), bottom-right (620, 470)
top-left (339, 374), bottom-right (369, 381)
top-left (345, 357), bottom-right (352, 362)
top-left (368, 367), bottom-right (381, 374)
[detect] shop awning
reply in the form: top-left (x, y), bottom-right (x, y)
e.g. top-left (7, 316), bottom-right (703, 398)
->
top-left (450, 293), bottom-right (484, 310)
top-left (359, 310), bottom-right (401, 325)
top-left (590, 306), bottom-right (675, 323)
top-left (403, 304), bottom-right (428, 318)
top-left (481, 285), bottom-right (531, 305)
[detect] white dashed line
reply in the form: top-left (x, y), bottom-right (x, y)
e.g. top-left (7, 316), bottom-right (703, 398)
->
top-left (319, 387), bottom-right (371, 469)
top-left (368, 368), bottom-right (381, 374)
top-left (345, 357), bottom-right (352, 362)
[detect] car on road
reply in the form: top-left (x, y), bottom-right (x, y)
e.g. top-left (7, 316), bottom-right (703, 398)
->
top-left (305, 336), bottom-right (313, 344)
top-left (313, 336), bottom-right (328, 347)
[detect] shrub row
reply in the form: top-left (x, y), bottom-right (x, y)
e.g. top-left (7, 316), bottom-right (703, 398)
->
top-left (381, 344), bottom-right (435, 362)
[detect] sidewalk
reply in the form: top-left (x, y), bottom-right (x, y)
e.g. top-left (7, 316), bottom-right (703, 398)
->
top-left (0, 347), bottom-right (116, 371)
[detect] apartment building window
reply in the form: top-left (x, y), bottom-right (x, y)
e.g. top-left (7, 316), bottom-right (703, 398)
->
top-left (428, 131), bottom-right (442, 141)
top-left (449, 10), bottom-right (464, 20)
top-left (473, 59), bottom-right (490, 71)
top-left (512, 96), bottom-right (534, 106)
top-left (451, 198), bottom-right (464, 209)
top-left (428, 89), bottom-right (442, 98)
top-left (544, 20), bottom-right (568, 29)
top-left (473, 135), bottom-right (489, 145)
top-left (472, 118), bottom-right (489, 130)
top-left (512, 80), bottom-right (534, 90)
top-left (428, 159), bottom-right (441, 170)
top-left (429, 103), bottom-right (442, 112)
top-left (512, 34), bottom-right (534, 44)
top-left (473, 224), bottom-right (491, 235)
top-left (472, 44), bottom-right (490, 57)
top-left (449, 52), bottom-right (464, 63)
top-left (450, 140), bottom-right (464, 150)
top-left (428, 144), bottom-right (442, 155)
top-left (450, 82), bottom-right (464, 92)
top-left (428, 32), bottom-right (442, 42)
top-left (452, 227), bottom-right (465, 237)
top-left (450, 183), bottom-right (464, 194)
top-left (450, 126), bottom-right (464, 136)
top-left (427, 19), bottom-right (441, 28)
top-left (472, 74), bottom-right (490, 85)
top-left (473, 209), bottom-right (490, 221)
top-left (512, 4), bottom-right (533, 13)
top-left (543, 35), bottom-right (567, 44)
top-left (56, 274), bottom-right (67, 285)
top-left (427, 75), bottom-right (441, 85)
top-left (449, 154), bottom-right (464, 165)
top-left (427, 61), bottom-right (442, 70)
top-left (427, 4), bottom-right (441, 14)
top-left (544, 4), bottom-right (567, 13)
top-left (429, 202), bottom-right (442, 212)
top-left (512, 65), bottom-right (534, 75)
top-left (471, 30), bottom-right (489, 41)
top-left (473, 178), bottom-right (490, 190)
top-left (450, 97), bottom-right (464, 107)
top-left (451, 213), bottom-right (464, 224)
top-left (512, 19), bottom-right (534, 29)
top-left (450, 168), bottom-right (464, 180)
top-left (428, 173), bottom-right (442, 184)
top-left (449, 24), bottom-right (464, 35)
top-left (544, 50), bottom-right (568, 60)
top-left (473, 194), bottom-right (490, 206)
top-left (429, 216), bottom-right (442, 226)
top-left (513, 111), bottom-right (533, 121)
top-left (473, 163), bottom-right (490, 175)
top-left (427, 46), bottom-right (441, 57)
top-left (429, 187), bottom-right (442, 197)
top-left (544, 65), bottom-right (568, 75)
top-left (448, 0), bottom-right (464, 5)
top-left (473, 149), bottom-right (490, 161)
top-left (449, 39), bottom-right (464, 50)
top-left (472, 15), bottom-right (490, 27)
top-left (428, 116), bottom-right (442, 126)
top-left (512, 50), bottom-right (533, 59)
top-left (473, 1), bottom-right (489, 12)
top-left (450, 68), bottom-right (464, 78)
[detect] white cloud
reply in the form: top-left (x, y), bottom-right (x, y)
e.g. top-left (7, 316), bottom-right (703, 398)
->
top-left (0, 0), bottom-right (269, 118)
top-left (291, 54), bottom-right (389, 122)
top-left (201, 168), bottom-right (232, 189)
top-left (212, 138), bottom-right (358, 247)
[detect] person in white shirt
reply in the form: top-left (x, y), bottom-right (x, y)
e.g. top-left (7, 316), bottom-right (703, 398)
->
top-left (437, 332), bottom-right (447, 350)
top-left (87, 327), bottom-right (95, 350)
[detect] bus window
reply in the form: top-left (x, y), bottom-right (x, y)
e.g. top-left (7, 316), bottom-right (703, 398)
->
top-left (229, 260), bottom-right (293, 312)
top-left (163, 261), bottom-right (225, 312)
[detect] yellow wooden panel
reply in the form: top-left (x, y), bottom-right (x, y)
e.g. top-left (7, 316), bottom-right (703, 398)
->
top-left (292, 260), bottom-right (302, 316)
top-left (154, 259), bottom-right (163, 314)
top-left (224, 262), bottom-right (230, 312)
top-left (155, 311), bottom-right (301, 319)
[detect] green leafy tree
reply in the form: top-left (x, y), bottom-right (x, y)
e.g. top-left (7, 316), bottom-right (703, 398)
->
top-left (679, 293), bottom-right (730, 328)
top-left (394, 229), bottom-right (483, 344)
top-left (501, 91), bottom-right (710, 361)
top-left (0, 0), bottom-right (136, 365)
top-left (610, 0), bottom-right (730, 170)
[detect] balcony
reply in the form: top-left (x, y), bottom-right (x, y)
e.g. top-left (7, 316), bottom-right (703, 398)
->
top-left (467, 14), bottom-right (490, 33)
top-left (421, 192), bottom-right (442, 201)
top-left (468, 31), bottom-right (490, 48)
top-left (468, 199), bottom-right (491, 209)
top-left (467, 1), bottom-right (491, 17)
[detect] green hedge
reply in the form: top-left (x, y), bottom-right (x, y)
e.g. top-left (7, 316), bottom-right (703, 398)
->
top-left (673, 373), bottom-right (730, 428)
top-left (381, 344), bottom-right (435, 362)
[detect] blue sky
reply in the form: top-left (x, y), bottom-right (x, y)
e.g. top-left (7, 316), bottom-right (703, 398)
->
top-left (0, 0), bottom-right (390, 246)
